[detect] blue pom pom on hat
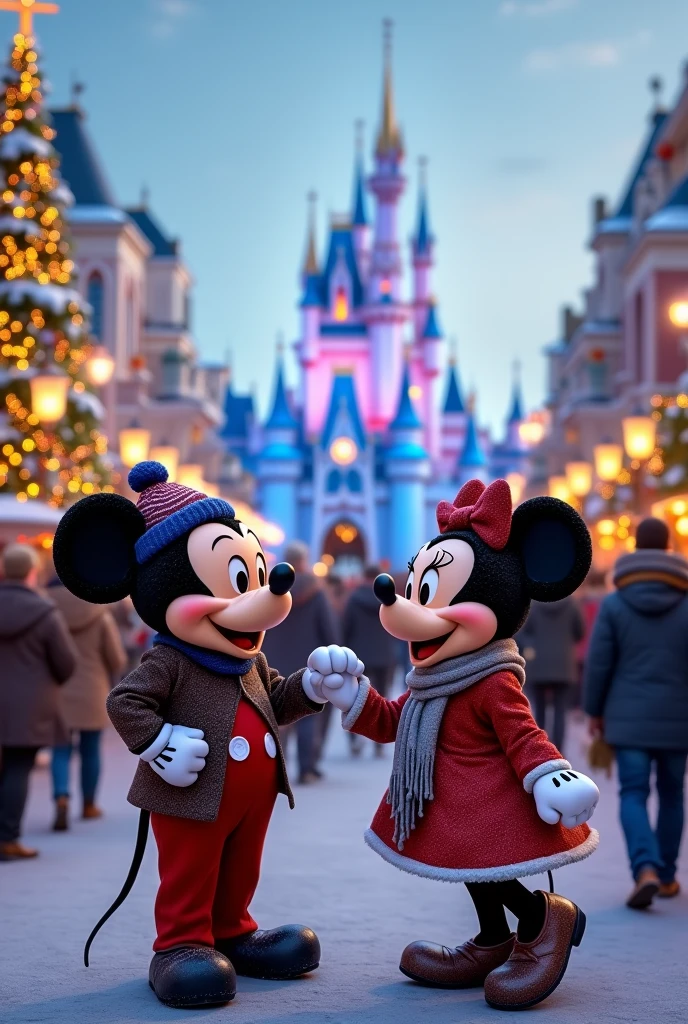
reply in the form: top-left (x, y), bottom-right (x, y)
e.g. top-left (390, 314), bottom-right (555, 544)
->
top-left (128, 460), bottom-right (169, 493)
top-left (127, 460), bottom-right (235, 565)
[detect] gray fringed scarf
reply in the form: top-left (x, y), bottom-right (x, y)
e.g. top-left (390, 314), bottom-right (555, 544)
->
top-left (388, 638), bottom-right (526, 850)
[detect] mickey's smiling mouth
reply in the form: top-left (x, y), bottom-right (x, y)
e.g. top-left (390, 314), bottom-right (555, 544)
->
top-left (211, 622), bottom-right (261, 650)
top-left (410, 630), bottom-right (455, 662)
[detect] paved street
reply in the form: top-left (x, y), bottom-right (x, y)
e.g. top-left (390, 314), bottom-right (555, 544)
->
top-left (2, 712), bottom-right (687, 1024)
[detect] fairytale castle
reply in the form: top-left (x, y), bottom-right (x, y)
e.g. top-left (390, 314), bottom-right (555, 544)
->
top-left (222, 28), bottom-right (528, 573)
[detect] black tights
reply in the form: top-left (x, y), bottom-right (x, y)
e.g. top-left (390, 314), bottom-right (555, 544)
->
top-left (465, 880), bottom-right (546, 945)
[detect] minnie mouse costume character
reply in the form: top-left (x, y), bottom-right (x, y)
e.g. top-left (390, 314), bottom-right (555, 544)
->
top-left (304, 480), bottom-right (600, 1012)
top-left (52, 461), bottom-right (359, 1010)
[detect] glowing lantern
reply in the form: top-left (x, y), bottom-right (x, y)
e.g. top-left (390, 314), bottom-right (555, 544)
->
top-left (312, 561), bottom-right (328, 577)
top-left (85, 345), bottom-right (115, 387)
top-left (622, 415), bottom-right (656, 461)
top-left (505, 471), bottom-right (526, 505)
top-left (597, 519), bottom-right (616, 536)
top-left (119, 425), bottom-right (150, 468)
top-left (565, 461), bottom-right (592, 497)
top-left (548, 476), bottom-right (571, 503)
top-left (150, 445), bottom-right (179, 483)
top-left (29, 371), bottom-right (69, 425)
top-left (676, 515), bottom-right (688, 537)
top-left (669, 300), bottom-right (688, 328)
top-left (594, 443), bottom-right (623, 482)
top-left (333, 286), bottom-right (348, 322)
top-left (518, 414), bottom-right (546, 447)
top-left (177, 463), bottom-right (205, 490)
top-left (330, 436), bottom-right (357, 466)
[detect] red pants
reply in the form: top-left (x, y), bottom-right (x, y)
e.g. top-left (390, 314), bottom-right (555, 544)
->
top-left (151, 700), bottom-right (279, 951)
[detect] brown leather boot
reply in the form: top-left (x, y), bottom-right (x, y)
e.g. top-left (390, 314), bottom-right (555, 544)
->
top-left (627, 866), bottom-right (660, 909)
top-left (53, 796), bottom-right (69, 831)
top-left (400, 935), bottom-right (515, 988)
top-left (484, 891), bottom-right (585, 1011)
top-left (658, 880), bottom-right (680, 899)
top-left (0, 841), bottom-right (39, 861)
top-left (82, 802), bottom-right (103, 820)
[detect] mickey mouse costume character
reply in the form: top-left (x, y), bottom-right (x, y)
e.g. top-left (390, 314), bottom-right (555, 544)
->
top-left (304, 480), bottom-right (600, 1011)
top-left (52, 461), bottom-right (360, 1010)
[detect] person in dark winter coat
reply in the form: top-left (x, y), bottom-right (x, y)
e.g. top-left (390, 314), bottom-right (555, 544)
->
top-left (0, 545), bottom-right (77, 861)
top-left (517, 597), bottom-right (584, 751)
top-left (343, 565), bottom-right (399, 757)
top-left (584, 517), bottom-right (688, 909)
top-left (261, 541), bottom-right (338, 783)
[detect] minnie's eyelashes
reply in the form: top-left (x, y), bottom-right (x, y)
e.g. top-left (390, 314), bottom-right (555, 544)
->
top-left (429, 548), bottom-right (454, 570)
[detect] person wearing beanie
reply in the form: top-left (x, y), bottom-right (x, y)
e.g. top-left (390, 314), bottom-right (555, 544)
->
top-left (584, 516), bottom-right (688, 909)
top-left (0, 544), bottom-right (77, 861)
top-left (52, 461), bottom-right (363, 1010)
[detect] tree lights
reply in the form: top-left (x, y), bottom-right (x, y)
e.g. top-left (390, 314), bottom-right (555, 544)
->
top-left (0, 27), bottom-right (111, 504)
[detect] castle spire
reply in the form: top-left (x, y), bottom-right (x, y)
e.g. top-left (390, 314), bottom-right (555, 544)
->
top-left (414, 156), bottom-right (432, 256)
top-left (302, 191), bottom-right (318, 277)
top-left (265, 345), bottom-right (298, 431)
top-left (352, 120), bottom-right (367, 226)
top-left (507, 359), bottom-right (525, 424)
top-left (375, 19), bottom-right (404, 159)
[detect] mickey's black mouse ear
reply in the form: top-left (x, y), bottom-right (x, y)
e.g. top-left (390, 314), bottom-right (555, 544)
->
top-left (510, 496), bottom-right (592, 602)
top-left (53, 493), bottom-right (146, 604)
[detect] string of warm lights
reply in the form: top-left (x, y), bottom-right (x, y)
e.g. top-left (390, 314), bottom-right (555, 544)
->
top-left (0, 31), bottom-right (112, 504)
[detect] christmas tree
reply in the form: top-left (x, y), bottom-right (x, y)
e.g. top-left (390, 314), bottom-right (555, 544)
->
top-left (652, 391), bottom-right (688, 496)
top-left (0, 26), bottom-right (111, 506)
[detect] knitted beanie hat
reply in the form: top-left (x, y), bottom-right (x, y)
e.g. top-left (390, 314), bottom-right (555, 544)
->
top-left (128, 461), bottom-right (235, 565)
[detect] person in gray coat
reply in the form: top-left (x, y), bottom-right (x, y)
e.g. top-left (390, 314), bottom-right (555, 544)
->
top-left (584, 517), bottom-right (688, 909)
top-left (516, 596), bottom-right (584, 751)
top-left (0, 544), bottom-right (77, 860)
top-left (261, 541), bottom-right (338, 783)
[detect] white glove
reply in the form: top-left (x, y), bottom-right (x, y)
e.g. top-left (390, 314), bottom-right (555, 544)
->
top-left (533, 768), bottom-right (599, 829)
top-left (302, 645), bottom-right (365, 713)
top-left (139, 723), bottom-right (209, 788)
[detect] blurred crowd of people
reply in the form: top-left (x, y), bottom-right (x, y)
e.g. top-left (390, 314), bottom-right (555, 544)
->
top-left (0, 520), bottom-right (686, 911)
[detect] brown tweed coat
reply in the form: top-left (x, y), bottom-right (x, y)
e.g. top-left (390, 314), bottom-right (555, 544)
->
top-left (106, 644), bottom-right (321, 822)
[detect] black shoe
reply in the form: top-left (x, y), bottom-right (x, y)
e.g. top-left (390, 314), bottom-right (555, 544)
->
top-left (216, 925), bottom-right (320, 980)
top-left (149, 946), bottom-right (236, 1008)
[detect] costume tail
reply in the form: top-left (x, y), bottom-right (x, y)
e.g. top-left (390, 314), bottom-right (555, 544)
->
top-left (84, 809), bottom-right (150, 967)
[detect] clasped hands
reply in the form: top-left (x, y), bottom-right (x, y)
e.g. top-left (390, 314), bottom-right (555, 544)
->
top-left (302, 644), bottom-right (366, 712)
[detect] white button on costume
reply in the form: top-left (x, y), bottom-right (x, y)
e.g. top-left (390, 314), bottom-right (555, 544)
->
top-left (228, 736), bottom-right (250, 761)
top-left (264, 733), bottom-right (277, 758)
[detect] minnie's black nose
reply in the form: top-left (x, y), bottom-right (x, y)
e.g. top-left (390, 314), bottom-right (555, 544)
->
top-left (269, 562), bottom-right (295, 596)
top-left (373, 573), bottom-right (397, 606)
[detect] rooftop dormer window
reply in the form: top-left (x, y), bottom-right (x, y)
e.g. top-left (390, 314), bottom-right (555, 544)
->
top-left (334, 285), bottom-right (348, 322)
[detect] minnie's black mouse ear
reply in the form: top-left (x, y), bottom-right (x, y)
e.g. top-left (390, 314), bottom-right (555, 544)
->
top-left (53, 493), bottom-right (146, 604)
top-left (510, 496), bottom-right (592, 602)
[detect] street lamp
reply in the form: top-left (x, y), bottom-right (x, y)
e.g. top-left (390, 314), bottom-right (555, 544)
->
top-left (594, 443), bottom-right (623, 482)
top-left (85, 345), bottom-right (115, 387)
top-left (668, 300), bottom-right (688, 329)
top-left (548, 475), bottom-right (572, 503)
top-left (565, 461), bottom-right (593, 498)
top-left (119, 424), bottom-right (151, 468)
top-left (150, 445), bottom-right (179, 483)
top-left (177, 463), bottom-right (205, 490)
top-left (29, 370), bottom-right (70, 425)
top-left (505, 471), bottom-right (526, 505)
top-left (622, 415), bottom-right (657, 461)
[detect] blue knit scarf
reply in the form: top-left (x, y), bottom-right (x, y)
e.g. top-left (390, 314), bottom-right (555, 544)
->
top-left (153, 633), bottom-right (255, 677)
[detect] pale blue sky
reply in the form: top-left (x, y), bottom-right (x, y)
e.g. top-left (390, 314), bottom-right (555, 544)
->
top-left (13, 0), bottom-right (688, 433)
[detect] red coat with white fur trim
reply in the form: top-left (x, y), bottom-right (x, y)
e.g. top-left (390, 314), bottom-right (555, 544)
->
top-left (347, 671), bottom-right (597, 882)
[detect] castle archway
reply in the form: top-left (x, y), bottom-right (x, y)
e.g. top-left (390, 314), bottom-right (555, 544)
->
top-left (321, 519), bottom-right (366, 579)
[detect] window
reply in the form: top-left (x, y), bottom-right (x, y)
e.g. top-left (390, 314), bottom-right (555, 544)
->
top-left (634, 290), bottom-right (644, 383)
top-left (87, 271), bottom-right (104, 340)
top-left (125, 287), bottom-right (136, 360)
top-left (326, 468), bottom-right (341, 493)
top-left (346, 469), bottom-right (362, 492)
top-left (333, 286), bottom-right (348, 322)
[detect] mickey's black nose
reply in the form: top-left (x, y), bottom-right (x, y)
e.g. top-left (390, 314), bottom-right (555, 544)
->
top-left (373, 573), bottom-right (397, 606)
top-left (269, 562), bottom-right (295, 596)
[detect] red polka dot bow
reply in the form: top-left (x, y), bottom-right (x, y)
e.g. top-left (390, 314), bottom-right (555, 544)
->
top-left (436, 479), bottom-right (513, 550)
